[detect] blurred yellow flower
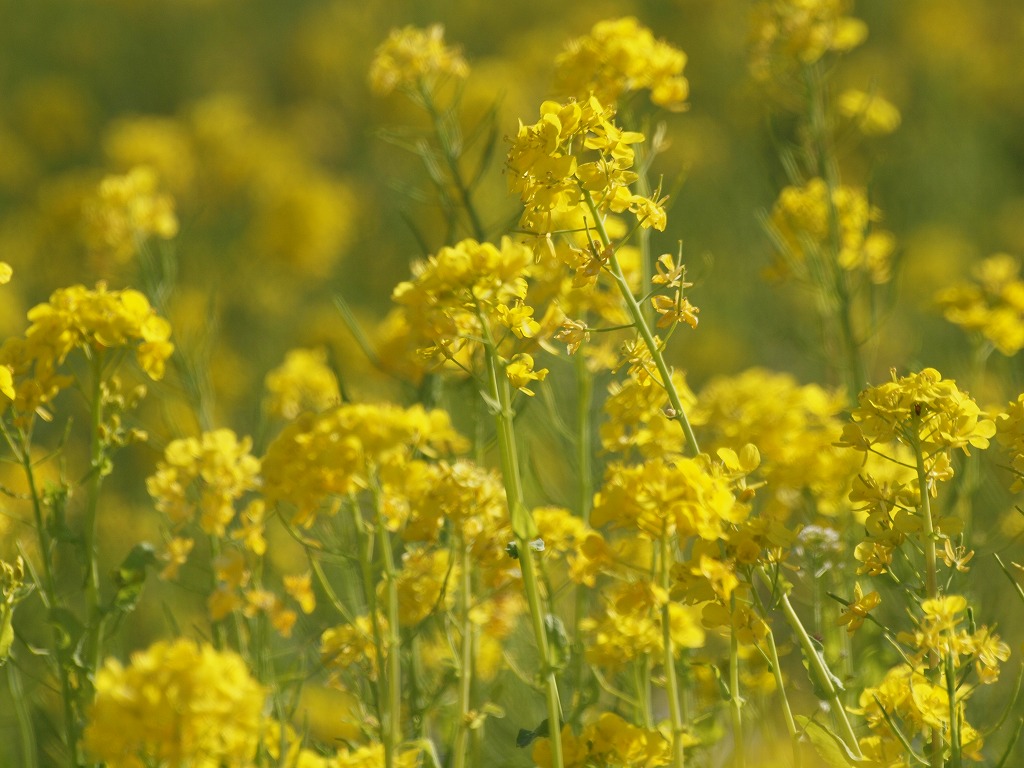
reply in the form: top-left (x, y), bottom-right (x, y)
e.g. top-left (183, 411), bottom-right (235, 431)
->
top-left (83, 639), bottom-right (265, 767)
top-left (369, 24), bottom-right (469, 96)
top-left (82, 165), bottom-right (178, 266)
top-left (555, 17), bottom-right (689, 111)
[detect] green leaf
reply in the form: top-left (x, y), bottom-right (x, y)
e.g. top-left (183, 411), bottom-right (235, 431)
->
top-left (111, 542), bottom-right (159, 613)
top-left (796, 716), bottom-right (869, 767)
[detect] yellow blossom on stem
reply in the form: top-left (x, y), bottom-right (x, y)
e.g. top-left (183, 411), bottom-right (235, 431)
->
top-left (369, 24), bottom-right (469, 96)
top-left (505, 352), bottom-right (548, 396)
top-left (82, 165), bottom-right (178, 266)
top-left (264, 347), bottom-right (341, 419)
top-left (769, 177), bottom-right (895, 285)
top-left (261, 403), bottom-right (466, 526)
top-left (146, 428), bottom-right (261, 538)
top-left (83, 639), bottom-right (265, 768)
top-left (837, 581), bottom-right (880, 633)
top-left (555, 17), bottom-right (689, 111)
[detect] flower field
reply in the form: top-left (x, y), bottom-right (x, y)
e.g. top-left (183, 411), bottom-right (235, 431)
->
top-left (3, 1), bottom-right (1024, 766)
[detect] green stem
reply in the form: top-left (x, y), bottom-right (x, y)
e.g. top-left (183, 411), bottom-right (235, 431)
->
top-left (373, 484), bottom-right (403, 768)
top-left (478, 313), bottom-right (564, 768)
top-left (581, 190), bottom-right (700, 457)
top-left (912, 424), bottom-right (943, 768)
top-left (419, 82), bottom-right (487, 241)
top-left (569, 351), bottom-right (593, 727)
top-left (83, 353), bottom-right (105, 682)
top-left (452, 535), bottom-right (475, 768)
top-left (351, 497), bottom-right (392, 768)
top-left (759, 568), bottom-right (862, 758)
top-left (804, 63), bottom-right (866, 404)
top-left (8, 659), bottom-right (39, 768)
top-left (945, 650), bottom-right (961, 768)
top-left (729, 593), bottom-right (745, 768)
top-left (11, 424), bottom-right (82, 768)
top-left (661, 530), bottom-right (686, 768)
top-left (765, 629), bottom-right (801, 768)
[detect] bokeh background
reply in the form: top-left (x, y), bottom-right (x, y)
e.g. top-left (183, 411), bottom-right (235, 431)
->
top-left (2, 0), bottom-right (1024, 764)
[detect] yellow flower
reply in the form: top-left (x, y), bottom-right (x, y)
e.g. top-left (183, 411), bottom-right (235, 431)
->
top-left (369, 24), bottom-right (469, 96)
top-left (261, 403), bottom-right (466, 526)
top-left (83, 639), bottom-right (265, 767)
top-left (264, 347), bottom-right (341, 419)
top-left (769, 177), bottom-right (894, 284)
top-left (82, 165), bottom-right (178, 266)
top-left (555, 17), bottom-right (689, 111)
top-left (146, 429), bottom-right (261, 537)
top-left (837, 582), bottom-right (881, 633)
top-left (0, 261), bottom-right (11, 284)
top-left (505, 352), bottom-right (548, 396)
top-left (838, 89), bottom-right (902, 135)
top-left (750, 0), bottom-right (868, 82)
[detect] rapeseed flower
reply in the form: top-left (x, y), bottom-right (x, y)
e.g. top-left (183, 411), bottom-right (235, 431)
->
top-left (555, 17), bottom-right (688, 111)
top-left (261, 403), bottom-right (465, 526)
top-left (369, 24), bottom-right (468, 96)
top-left (936, 253), bottom-right (1024, 355)
top-left (750, 0), bottom-right (867, 82)
top-left (769, 177), bottom-right (895, 285)
top-left (507, 96), bottom-right (666, 244)
top-left (0, 283), bottom-right (173, 422)
top-left (83, 639), bottom-right (264, 767)
top-left (146, 428), bottom-right (261, 537)
top-left (82, 166), bottom-right (178, 266)
top-left (264, 347), bottom-right (341, 419)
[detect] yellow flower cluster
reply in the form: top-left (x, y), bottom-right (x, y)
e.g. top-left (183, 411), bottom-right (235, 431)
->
top-left (389, 547), bottom-right (454, 626)
top-left (769, 177), bottom-right (896, 284)
top-left (592, 457), bottom-right (744, 540)
top-left (82, 165), bottom-right (178, 266)
top-left (996, 392), bottom-right (1024, 491)
top-left (856, 595), bottom-right (1008, 761)
top-left (582, 579), bottom-right (704, 667)
top-left (935, 253), bottom-right (1024, 355)
top-left (83, 639), bottom-right (265, 768)
top-left (368, 24), bottom-right (469, 96)
top-left (838, 88), bottom-right (902, 136)
top-left (533, 713), bottom-right (674, 768)
top-left (693, 368), bottom-right (859, 520)
top-left (838, 368), bottom-right (995, 460)
top-left (507, 96), bottom-right (667, 242)
top-left (600, 370), bottom-right (696, 460)
top-left (749, 0), bottom-right (868, 81)
top-left (264, 347), bottom-right (341, 419)
top-left (554, 17), bottom-right (689, 111)
top-left (0, 282), bottom-right (173, 419)
top-left (146, 428), bottom-right (261, 537)
top-left (321, 614), bottom-right (384, 682)
top-left (391, 237), bottom-right (552, 391)
top-left (261, 403), bottom-right (466, 526)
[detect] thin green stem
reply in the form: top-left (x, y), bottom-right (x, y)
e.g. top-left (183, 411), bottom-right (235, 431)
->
top-left (477, 311), bottom-right (563, 768)
top-left (661, 530), bottom-right (686, 768)
top-left (452, 535), bottom-right (475, 768)
top-left (729, 593), bottom-right (745, 768)
top-left (372, 484), bottom-right (403, 768)
top-left (8, 659), bottom-right (39, 768)
top-left (9, 423), bottom-right (82, 768)
top-left (581, 190), bottom-right (700, 457)
top-left (83, 353), bottom-right (106, 683)
top-left (569, 351), bottom-right (593, 727)
top-left (945, 650), bottom-right (962, 768)
top-left (912, 423), bottom-right (943, 768)
top-left (758, 567), bottom-right (862, 759)
top-left (419, 82), bottom-right (487, 241)
top-left (765, 629), bottom-right (801, 768)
